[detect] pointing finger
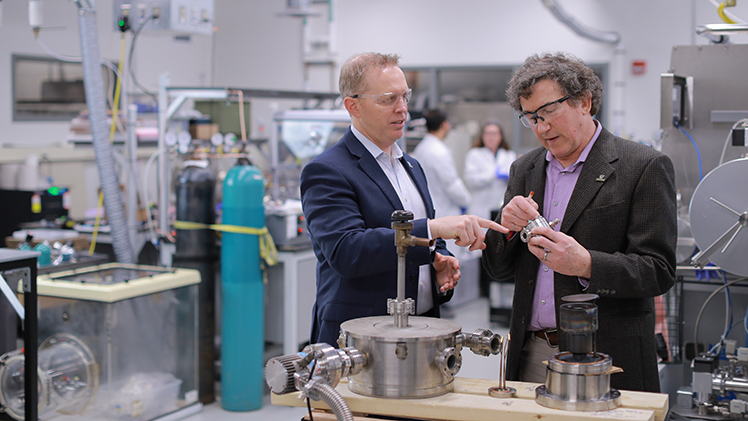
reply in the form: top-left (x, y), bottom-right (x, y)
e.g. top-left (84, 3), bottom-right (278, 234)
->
top-left (480, 218), bottom-right (509, 233)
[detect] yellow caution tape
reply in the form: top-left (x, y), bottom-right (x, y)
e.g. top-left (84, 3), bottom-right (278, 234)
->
top-left (173, 220), bottom-right (278, 269)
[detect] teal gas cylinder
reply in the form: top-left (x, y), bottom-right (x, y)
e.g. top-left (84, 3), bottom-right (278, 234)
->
top-left (220, 159), bottom-right (265, 411)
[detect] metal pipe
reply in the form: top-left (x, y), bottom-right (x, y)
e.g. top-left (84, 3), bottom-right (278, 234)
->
top-left (397, 251), bottom-right (406, 302)
top-left (127, 104), bottom-right (139, 254)
top-left (696, 23), bottom-right (748, 35)
top-left (158, 74), bottom-right (170, 249)
top-left (713, 375), bottom-right (748, 394)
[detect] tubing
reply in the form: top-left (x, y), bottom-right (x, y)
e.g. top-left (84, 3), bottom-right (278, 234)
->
top-left (314, 382), bottom-right (353, 421)
top-left (77, 3), bottom-right (134, 263)
top-left (541, 0), bottom-right (621, 45)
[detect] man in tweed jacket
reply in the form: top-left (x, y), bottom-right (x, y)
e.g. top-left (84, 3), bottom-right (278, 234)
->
top-left (484, 52), bottom-right (676, 392)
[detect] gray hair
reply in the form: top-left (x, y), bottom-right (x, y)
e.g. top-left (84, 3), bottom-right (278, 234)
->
top-left (506, 52), bottom-right (603, 116)
top-left (339, 52), bottom-right (401, 99)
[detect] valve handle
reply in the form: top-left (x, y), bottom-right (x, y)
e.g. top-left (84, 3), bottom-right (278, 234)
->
top-left (391, 210), bottom-right (414, 222)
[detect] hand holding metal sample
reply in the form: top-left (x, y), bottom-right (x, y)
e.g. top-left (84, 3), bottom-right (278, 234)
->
top-left (519, 215), bottom-right (560, 243)
top-left (501, 192), bottom-right (539, 240)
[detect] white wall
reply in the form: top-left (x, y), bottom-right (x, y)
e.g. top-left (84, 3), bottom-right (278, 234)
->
top-left (208, 0), bottom-right (748, 142)
top-left (0, 0), bottom-right (212, 146)
top-left (0, 0), bottom-right (212, 216)
top-left (5, 0), bottom-right (748, 145)
top-left (2, 0), bottom-right (748, 215)
top-left (327, 0), bottom-right (748, 141)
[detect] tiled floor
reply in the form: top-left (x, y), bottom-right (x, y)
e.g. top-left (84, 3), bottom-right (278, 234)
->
top-left (185, 297), bottom-right (508, 420)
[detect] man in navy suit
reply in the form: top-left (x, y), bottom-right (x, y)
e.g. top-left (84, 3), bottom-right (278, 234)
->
top-left (301, 52), bottom-right (507, 347)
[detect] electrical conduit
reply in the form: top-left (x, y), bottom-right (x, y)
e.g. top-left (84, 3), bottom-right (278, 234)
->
top-left (541, 0), bottom-right (621, 45)
top-left (313, 381), bottom-right (353, 421)
top-left (76, 2), bottom-right (134, 263)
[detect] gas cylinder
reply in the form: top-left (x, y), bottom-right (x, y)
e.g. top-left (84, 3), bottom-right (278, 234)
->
top-left (174, 161), bottom-right (217, 404)
top-left (220, 158), bottom-right (265, 411)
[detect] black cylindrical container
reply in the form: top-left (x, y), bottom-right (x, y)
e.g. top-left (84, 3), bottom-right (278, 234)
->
top-left (174, 162), bottom-right (217, 404)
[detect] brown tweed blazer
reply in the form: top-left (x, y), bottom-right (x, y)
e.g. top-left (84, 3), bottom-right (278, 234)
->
top-left (484, 126), bottom-right (677, 392)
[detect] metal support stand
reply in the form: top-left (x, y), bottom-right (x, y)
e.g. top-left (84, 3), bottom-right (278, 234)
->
top-left (0, 249), bottom-right (39, 421)
top-left (388, 210), bottom-right (433, 328)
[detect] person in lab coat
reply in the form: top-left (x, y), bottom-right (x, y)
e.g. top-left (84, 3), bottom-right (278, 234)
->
top-left (463, 120), bottom-right (518, 221)
top-left (412, 109), bottom-right (471, 219)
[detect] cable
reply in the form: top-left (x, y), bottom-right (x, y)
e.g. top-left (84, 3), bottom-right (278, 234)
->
top-left (35, 36), bottom-right (123, 121)
top-left (708, 319), bottom-right (745, 355)
top-left (674, 119), bottom-right (703, 181)
top-left (35, 36), bottom-right (121, 78)
top-left (724, 271), bottom-right (734, 338)
top-left (707, 0), bottom-right (746, 24)
top-left (110, 35), bottom-right (127, 142)
top-left (306, 358), bottom-right (316, 421)
top-left (35, 33), bottom-right (126, 137)
top-left (128, 14), bottom-right (159, 105)
top-left (694, 277), bottom-right (748, 353)
top-left (718, 2), bottom-right (738, 24)
top-left (744, 302), bottom-right (748, 347)
top-left (717, 271), bottom-right (735, 351)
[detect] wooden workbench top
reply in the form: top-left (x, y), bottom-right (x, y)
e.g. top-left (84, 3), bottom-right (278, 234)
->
top-left (271, 377), bottom-right (668, 421)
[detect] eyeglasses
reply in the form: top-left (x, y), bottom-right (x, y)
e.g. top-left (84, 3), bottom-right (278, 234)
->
top-left (519, 95), bottom-right (570, 128)
top-left (351, 89), bottom-right (412, 107)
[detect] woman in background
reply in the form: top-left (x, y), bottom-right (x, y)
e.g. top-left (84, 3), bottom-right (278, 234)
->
top-left (464, 120), bottom-right (517, 221)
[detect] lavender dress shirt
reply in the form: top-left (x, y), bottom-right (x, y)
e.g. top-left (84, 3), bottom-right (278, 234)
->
top-left (528, 121), bottom-right (602, 331)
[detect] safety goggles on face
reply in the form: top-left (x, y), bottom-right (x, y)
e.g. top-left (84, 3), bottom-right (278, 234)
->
top-left (351, 88), bottom-right (412, 107)
top-left (519, 95), bottom-right (570, 128)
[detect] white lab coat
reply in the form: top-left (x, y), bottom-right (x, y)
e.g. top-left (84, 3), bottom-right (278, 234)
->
top-left (412, 133), bottom-right (471, 218)
top-left (463, 147), bottom-right (518, 221)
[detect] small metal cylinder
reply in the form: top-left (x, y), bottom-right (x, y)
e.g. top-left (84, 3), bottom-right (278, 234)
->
top-left (559, 302), bottom-right (597, 355)
top-left (536, 351), bottom-right (621, 412)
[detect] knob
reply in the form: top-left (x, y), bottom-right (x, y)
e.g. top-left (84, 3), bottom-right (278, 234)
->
top-left (265, 354), bottom-right (303, 394)
top-left (391, 210), bottom-right (414, 222)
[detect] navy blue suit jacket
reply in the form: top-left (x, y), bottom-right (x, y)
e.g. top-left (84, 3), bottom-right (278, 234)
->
top-left (300, 127), bottom-right (452, 347)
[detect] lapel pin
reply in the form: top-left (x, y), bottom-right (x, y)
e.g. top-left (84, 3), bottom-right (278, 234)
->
top-left (596, 174), bottom-right (606, 182)
top-left (407, 161), bottom-right (413, 169)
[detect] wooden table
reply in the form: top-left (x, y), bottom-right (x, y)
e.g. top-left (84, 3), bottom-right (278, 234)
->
top-left (271, 377), bottom-right (668, 421)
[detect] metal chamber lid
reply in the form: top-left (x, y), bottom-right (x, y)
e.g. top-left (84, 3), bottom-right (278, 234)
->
top-left (341, 316), bottom-right (462, 341)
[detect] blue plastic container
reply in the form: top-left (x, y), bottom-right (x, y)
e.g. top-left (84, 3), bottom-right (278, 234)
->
top-left (34, 242), bottom-right (51, 266)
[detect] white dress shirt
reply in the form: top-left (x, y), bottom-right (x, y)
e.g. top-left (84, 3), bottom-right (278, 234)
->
top-left (351, 125), bottom-right (434, 314)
